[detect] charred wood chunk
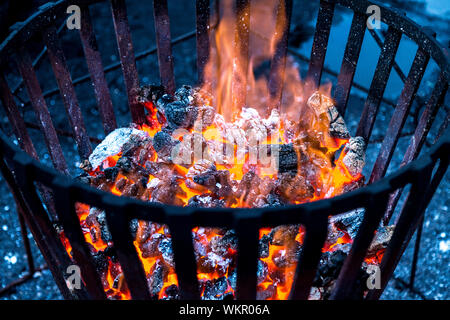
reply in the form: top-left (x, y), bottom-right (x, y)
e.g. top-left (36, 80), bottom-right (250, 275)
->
top-left (158, 237), bottom-right (175, 268)
top-left (330, 209), bottom-right (364, 239)
top-left (150, 177), bottom-right (185, 206)
top-left (213, 170), bottom-right (233, 199)
top-left (342, 137), bottom-right (366, 177)
top-left (147, 259), bottom-right (169, 298)
top-left (328, 106), bottom-right (350, 139)
top-left (122, 182), bottom-right (139, 198)
top-left (277, 173), bottom-right (314, 203)
top-left (152, 130), bottom-right (179, 161)
top-left (188, 195), bottom-right (225, 208)
top-left (104, 167), bottom-right (119, 182)
top-left (257, 284), bottom-right (276, 300)
top-left (201, 276), bottom-right (229, 300)
top-left (157, 94), bottom-right (175, 110)
top-left (314, 250), bottom-right (347, 289)
top-left (92, 250), bottom-right (109, 274)
top-left (257, 260), bottom-right (269, 284)
top-left (136, 84), bottom-right (166, 105)
top-left (163, 101), bottom-right (198, 129)
top-left (259, 234), bottom-right (271, 259)
top-left (161, 284), bottom-right (179, 300)
top-left (136, 220), bottom-right (152, 244)
top-left (115, 177), bottom-right (128, 192)
top-left (198, 251), bottom-right (231, 276)
top-left (270, 225), bottom-right (300, 246)
top-left (367, 225), bottom-right (394, 256)
top-left (253, 193), bottom-right (285, 208)
top-left (175, 85), bottom-right (196, 106)
top-left (273, 144), bottom-right (297, 174)
top-left (210, 230), bottom-right (237, 257)
top-left (140, 233), bottom-right (164, 258)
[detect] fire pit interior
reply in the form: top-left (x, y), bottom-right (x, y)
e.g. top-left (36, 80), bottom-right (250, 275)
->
top-left (0, 0), bottom-right (448, 300)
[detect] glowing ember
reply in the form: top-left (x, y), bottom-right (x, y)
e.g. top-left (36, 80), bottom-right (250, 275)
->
top-left (58, 0), bottom-right (391, 300)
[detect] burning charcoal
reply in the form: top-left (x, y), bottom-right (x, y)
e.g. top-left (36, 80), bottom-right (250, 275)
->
top-left (174, 85), bottom-right (196, 105)
top-left (162, 284), bottom-right (179, 300)
top-left (259, 234), bottom-right (271, 259)
top-left (152, 130), bottom-right (179, 161)
top-left (140, 233), bottom-right (164, 258)
top-left (115, 177), bottom-right (128, 192)
top-left (136, 220), bottom-right (152, 244)
top-left (163, 101), bottom-right (198, 129)
top-left (202, 277), bottom-right (228, 300)
top-left (136, 84), bottom-right (166, 105)
top-left (92, 250), bottom-right (109, 274)
top-left (270, 225), bottom-right (299, 246)
top-left (188, 195), bottom-right (225, 208)
top-left (307, 91), bottom-right (334, 115)
top-left (327, 106), bottom-right (350, 139)
top-left (367, 225), bottom-right (394, 256)
top-left (257, 260), bottom-right (269, 284)
top-left (342, 137), bottom-right (366, 177)
top-left (104, 167), bottom-right (119, 182)
top-left (156, 93), bottom-right (175, 110)
top-left (150, 177), bottom-right (185, 206)
top-left (325, 223), bottom-right (345, 249)
top-left (263, 108), bottom-right (281, 132)
top-left (330, 209), bottom-right (364, 239)
top-left (158, 237), bottom-right (175, 268)
top-left (96, 211), bottom-right (112, 243)
top-left (257, 284), bottom-right (276, 300)
top-left (314, 250), bottom-right (347, 289)
top-left (122, 182), bottom-right (139, 197)
top-left (213, 170), bottom-right (234, 200)
top-left (88, 128), bottom-right (149, 170)
top-left (112, 273), bottom-right (128, 293)
top-left (198, 252), bottom-right (231, 275)
top-left (148, 259), bottom-right (169, 298)
top-left (272, 248), bottom-right (298, 269)
top-left (277, 173), bottom-right (314, 203)
top-left (210, 230), bottom-right (237, 257)
top-left (236, 170), bottom-right (260, 204)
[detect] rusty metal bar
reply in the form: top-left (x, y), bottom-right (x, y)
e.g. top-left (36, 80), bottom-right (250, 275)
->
top-left (166, 209), bottom-right (201, 300)
top-left (196, 0), bottom-right (210, 84)
top-left (103, 201), bottom-right (151, 300)
top-left (333, 11), bottom-right (366, 116)
top-left (52, 177), bottom-right (107, 300)
top-left (290, 214), bottom-right (328, 299)
top-left (16, 48), bottom-right (69, 174)
top-left (383, 73), bottom-right (447, 224)
top-left (305, 0), bottom-right (335, 90)
top-left (79, 4), bottom-right (117, 135)
top-left (231, 0), bottom-right (250, 113)
top-left (110, 0), bottom-right (144, 124)
top-left (267, 0), bottom-right (293, 114)
top-left (370, 48), bottom-right (430, 183)
top-left (356, 26), bottom-right (402, 142)
top-left (43, 26), bottom-right (92, 160)
top-left (331, 193), bottom-right (389, 299)
top-left (153, 0), bottom-right (176, 95)
top-left (234, 213), bottom-right (260, 300)
top-left (0, 72), bottom-right (38, 158)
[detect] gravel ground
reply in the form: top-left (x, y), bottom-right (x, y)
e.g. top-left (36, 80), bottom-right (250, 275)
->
top-left (0, 0), bottom-right (448, 300)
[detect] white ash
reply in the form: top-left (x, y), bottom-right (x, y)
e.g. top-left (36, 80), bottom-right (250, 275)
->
top-left (88, 128), bottom-right (149, 170)
top-left (342, 137), bottom-right (366, 177)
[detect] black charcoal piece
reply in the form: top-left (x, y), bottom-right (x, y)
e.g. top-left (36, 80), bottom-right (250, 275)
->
top-left (163, 101), bottom-right (198, 129)
top-left (277, 144), bottom-right (298, 174)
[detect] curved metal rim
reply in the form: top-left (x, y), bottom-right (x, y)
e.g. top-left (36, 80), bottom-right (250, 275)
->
top-left (0, 0), bottom-right (448, 223)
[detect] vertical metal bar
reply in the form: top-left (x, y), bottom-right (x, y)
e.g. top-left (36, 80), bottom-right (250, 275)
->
top-left (305, 0), bottom-right (335, 90)
top-left (234, 212), bottom-right (260, 300)
top-left (43, 26), bottom-right (92, 160)
top-left (330, 192), bottom-right (390, 299)
top-left (103, 200), bottom-right (151, 300)
top-left (289, 214), bottom-right (328, 300)
top-left (196, 0), bottom-right (210, 84)
top-left (110, 0), bottom-right (145, 124)
top-left (166, 208), bottom-right (200, 299)
top-left (383, 74), bottom-right (447, 224)
top-left (409, 213), bottom-right (424, 289)
top-left (231, 0), bottom-right (250, 113)
top-left (0, 72), bottom-right (38, 158)
top-left (79, 4), bottom-right (117, 135)
top-left (267, 0), bottom-right (293, 114)
top-left (370, 48), bottom-right (430, 183)
top-left (52, 177), bottom-right (107, 299)
top-left (356, 26), bottom-right (402, 142)
top-left (366, 164), bottom-right (438, 300)
top-left (153, 0), bottom-right (176, 95)
top-left (333, 12), bottom-right (366, 116)
top-left (16, 48), bottom-right (69, 174)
